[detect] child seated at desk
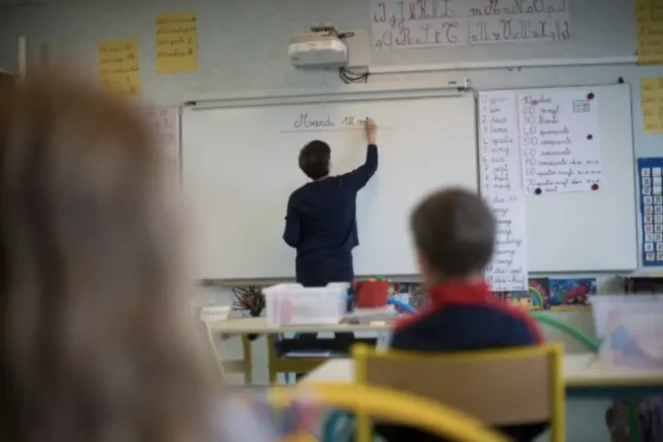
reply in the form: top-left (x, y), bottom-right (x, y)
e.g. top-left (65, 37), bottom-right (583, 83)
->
top-left (375, 188), bottom-right (548, 442)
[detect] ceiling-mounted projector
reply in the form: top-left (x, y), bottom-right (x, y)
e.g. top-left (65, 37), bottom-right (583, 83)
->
top-left (288, 25), bottom-right (349, 69)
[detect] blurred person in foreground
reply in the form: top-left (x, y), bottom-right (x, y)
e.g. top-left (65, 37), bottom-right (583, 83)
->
top-left (0, 73), bottom-right (320, 442)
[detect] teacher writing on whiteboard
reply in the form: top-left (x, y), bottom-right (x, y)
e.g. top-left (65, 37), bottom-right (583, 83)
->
top-left (283, 118), bottom-right (378, 291)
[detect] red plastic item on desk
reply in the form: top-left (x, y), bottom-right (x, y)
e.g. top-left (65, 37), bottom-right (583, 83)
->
top-left (354, 280), bottom-right (389, 308)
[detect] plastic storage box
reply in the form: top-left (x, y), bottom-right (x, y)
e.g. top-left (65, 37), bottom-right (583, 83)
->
top-left (591, 295), bottom-right (663, 369)
top-left (263, 283), bottom-right (349, 326)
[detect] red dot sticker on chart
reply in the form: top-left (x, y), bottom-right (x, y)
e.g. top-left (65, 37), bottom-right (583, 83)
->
top-left (587, 92), bottom-right (595, 100)
top-left (591, 183), bottom-right (599, 191)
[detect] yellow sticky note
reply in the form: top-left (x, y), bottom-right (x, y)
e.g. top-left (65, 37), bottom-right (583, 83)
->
top-left (637, 0), bottom-right (663, 65)
top-left (640, 77), bottom-right (663, 133)
top-left (98, 38), bottom-right (140, 97)
top-left (156, 12), bottom-right (198, 74)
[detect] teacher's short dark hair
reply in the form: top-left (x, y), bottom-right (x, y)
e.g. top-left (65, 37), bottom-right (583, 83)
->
top-left (299, 140), bottom-right (331, 180)
top-left (410, 188), bottom-right (495, 279)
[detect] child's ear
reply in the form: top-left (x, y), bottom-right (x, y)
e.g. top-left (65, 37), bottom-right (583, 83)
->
top-left (415, 248), bottom-right (431, 276)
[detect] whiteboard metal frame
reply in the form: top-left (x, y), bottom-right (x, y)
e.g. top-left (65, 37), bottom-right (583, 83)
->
top-left (184, 79), bottom-right (469, 110)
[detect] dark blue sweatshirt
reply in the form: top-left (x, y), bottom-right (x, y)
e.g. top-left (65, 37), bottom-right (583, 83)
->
top-left (283, 145), bottom-right (378, 287)
top-left (376, 281), bottom-right (548, 442)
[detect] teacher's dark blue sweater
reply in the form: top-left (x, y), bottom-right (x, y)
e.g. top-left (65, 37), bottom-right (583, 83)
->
top-left (283, 145), bottom-right (378, 287)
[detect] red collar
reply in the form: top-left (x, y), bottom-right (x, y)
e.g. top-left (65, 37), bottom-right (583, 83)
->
top-left (395, 280), bottom-right (495, 330)
top-left (427, 280), bottom-right (494, 309)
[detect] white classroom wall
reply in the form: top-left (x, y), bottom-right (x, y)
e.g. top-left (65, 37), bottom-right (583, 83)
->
top-left (0, 0), bottom-right (644, 310)
top-left (0, 1), bottom-right (655, 440)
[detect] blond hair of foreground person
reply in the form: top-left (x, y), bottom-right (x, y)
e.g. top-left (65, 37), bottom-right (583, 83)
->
top-left (0, 73), bottom-right (219, 442)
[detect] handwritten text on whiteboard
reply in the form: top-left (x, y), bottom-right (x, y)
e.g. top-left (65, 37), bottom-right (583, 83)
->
top-left (370, 0), bottom-right (571, 49)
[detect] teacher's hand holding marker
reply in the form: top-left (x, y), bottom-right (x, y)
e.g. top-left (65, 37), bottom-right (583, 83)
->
top-left (364, 117), bottom-right (377, 145)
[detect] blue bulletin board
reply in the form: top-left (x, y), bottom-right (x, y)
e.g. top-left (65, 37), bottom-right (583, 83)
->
top-left (638, 158), bottom-right (663, 266)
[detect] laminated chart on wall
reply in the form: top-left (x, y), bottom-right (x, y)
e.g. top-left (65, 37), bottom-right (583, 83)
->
top-left (636, 0), bottom-right (663, 65)
top-left (156, 12), bottom-right (198, 73)
top-left (638, 158), bottom-right (663, 266)
top-left (641, 77), bottom-right (663, 133)
top-left (478, 91), bottom-right (528, 291)
top-left (369, 0), bottom-right (570, 50)
top-left (98, 39), bottom-right (139, 97)
top-left (518, 90), bottom-right (602, 194)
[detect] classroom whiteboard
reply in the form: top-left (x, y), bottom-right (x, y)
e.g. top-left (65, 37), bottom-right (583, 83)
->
top-left (182, 85), bottom-right (478, 280)
top-left (479, 84), bottom-right (638, 273)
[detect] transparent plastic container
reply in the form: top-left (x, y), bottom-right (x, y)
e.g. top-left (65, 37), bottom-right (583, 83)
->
top-left (263, 283), bottom-right (349, 326)
top-left (591, 295), bottom-right (663, 369)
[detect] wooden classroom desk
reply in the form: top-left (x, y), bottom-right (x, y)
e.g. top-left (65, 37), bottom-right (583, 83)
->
top-left (303, 353), bottom-right (663, 397)
top-left (207, 316), bottom-right (393, 334)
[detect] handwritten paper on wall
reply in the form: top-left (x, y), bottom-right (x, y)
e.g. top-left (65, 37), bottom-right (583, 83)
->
top-left (518, 91), bottom-right (602, 194)
top-left (478, 91), bottom-right (528, 292)
top-left (370, 0), bottom-right (570, 49)
top-left (479, 92), bottom-right (522, 194)
top-left (98, 39), bottom-right (139, 97)
top-left (156, 12), bottom-right (198, 73)
top-left (641, 77), bottom-right (663, 133)
top-left (141, 107), bottom-right (180, 166)
top-left (636, 0), bottom-right (663, 65)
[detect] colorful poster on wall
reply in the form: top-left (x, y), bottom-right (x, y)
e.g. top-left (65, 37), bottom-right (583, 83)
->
top-left (548, 278), bottom-right (595, 308)
top-left (636, 0), bottom-right (663, 65)
top-left (98, 38), bottom-right (139, 97)
top-left (497, 278), bottom-right (550, 311)
top-left (637, 158), bottom-right (663, 266)
top-left (640, 77), bottom-right (663, 133)
top-left (496, 277), bottom-right (595, 310)
top-left (156, 11), bottom-right (198, 74)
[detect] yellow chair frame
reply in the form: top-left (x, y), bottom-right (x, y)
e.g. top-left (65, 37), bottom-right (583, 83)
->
top-left (352, 343), bottom-right (565, 442)
top-left (270, 382), bottom-right (512, 442)
top-left (204, 321), bottom-right (253, 384)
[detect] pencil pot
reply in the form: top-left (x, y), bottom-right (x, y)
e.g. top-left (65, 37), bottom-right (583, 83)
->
top-left (591, 295), bottom-right (663, 369)
top-left (354, 280), bottom-right (389, 309)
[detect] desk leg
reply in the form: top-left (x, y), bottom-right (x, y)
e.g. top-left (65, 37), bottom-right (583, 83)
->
top-left (241, 335), bottom-right (254, 385)
top-left (628, 399), bottom-right (640, 442)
